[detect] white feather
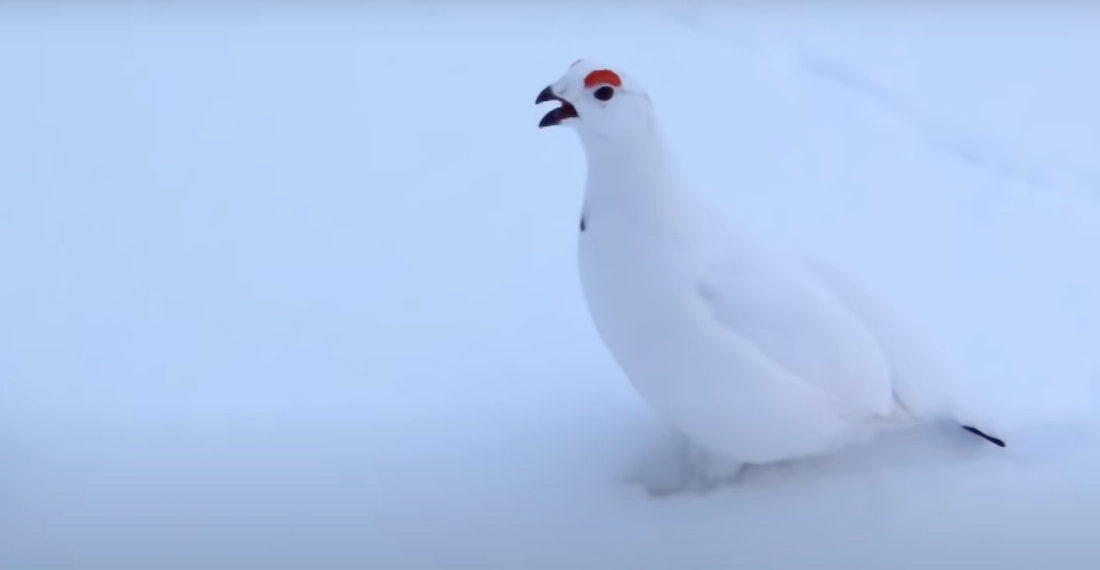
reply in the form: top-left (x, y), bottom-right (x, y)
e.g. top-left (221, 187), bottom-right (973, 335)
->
top-left (541, 61), bottom-right (983, 478)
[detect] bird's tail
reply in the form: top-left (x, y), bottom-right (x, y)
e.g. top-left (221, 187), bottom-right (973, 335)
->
top-left (961, 425), bottom-right (1006, 447)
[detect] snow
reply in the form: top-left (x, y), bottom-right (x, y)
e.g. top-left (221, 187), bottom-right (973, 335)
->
top-left (1, 4), bottom-right (1099, 568)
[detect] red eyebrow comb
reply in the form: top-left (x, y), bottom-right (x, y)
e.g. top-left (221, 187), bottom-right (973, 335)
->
top-left (584, 69), bottom-right (622, 89)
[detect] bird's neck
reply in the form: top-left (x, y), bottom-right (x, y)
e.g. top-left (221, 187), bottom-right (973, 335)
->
top-left (580, 130), bottom-right (686, 219)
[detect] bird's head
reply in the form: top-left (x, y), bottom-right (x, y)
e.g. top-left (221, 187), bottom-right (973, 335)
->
top-left (536, 60), bottom-right (658, 143)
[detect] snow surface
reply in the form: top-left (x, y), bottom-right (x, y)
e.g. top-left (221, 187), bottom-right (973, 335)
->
top-left (1, 4), bottom-right (1099, 569)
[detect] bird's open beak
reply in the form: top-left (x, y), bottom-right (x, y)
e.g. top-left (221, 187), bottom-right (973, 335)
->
top-left (536, 85), bottom-right (577, 128)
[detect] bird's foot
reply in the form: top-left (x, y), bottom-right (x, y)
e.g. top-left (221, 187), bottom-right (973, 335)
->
top-left (627, 436), bottom-right (744, 497)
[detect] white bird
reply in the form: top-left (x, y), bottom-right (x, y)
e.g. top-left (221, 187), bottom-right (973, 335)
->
top-left (536, 60), bottom-right (1003, 493)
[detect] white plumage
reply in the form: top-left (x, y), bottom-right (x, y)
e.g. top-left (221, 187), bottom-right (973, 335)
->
top-left (536, 60), bottom-right (1001, 492)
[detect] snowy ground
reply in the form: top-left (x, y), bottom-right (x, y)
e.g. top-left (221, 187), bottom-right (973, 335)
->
top-left (2, 4), bottom-right (1099, 569)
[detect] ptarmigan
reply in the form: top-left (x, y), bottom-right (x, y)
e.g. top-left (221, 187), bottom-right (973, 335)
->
top-left (536, 60), bottom-right (1004, 494)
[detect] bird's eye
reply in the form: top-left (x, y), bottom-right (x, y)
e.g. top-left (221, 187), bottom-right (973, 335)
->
top-left (593, 86), bottom-right (614, 101)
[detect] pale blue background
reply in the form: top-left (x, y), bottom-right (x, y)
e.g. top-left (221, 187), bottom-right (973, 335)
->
top-left (2, 4), bottom-right (1099, 568)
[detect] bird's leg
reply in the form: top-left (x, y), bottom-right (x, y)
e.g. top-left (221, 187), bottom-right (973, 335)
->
top-left (625, 433), bottom-right (695, 496)
top-left (682, 442), bottom-right (744, 494)
top-left (629, 434), bottom-right (744, 496)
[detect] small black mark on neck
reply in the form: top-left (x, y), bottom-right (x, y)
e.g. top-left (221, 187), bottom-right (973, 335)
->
top-left (579, 215), bottom-right (587, 232)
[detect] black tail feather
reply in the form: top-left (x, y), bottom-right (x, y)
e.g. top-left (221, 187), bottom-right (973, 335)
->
top-left (962, 425), bottom-right (1006, 447)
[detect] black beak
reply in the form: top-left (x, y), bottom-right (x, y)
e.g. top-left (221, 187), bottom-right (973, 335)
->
top-left (536, 85), bottom-right (578, 128)
top-left (535, 85), bottom-right (556, 105)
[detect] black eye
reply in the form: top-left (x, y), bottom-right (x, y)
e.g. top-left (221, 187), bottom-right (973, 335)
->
top-left (593, 86), bottom-right (614, 101)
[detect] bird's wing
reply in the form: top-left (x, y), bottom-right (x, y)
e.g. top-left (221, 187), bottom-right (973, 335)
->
top-left (697, 249), bottom-right (896, 419)
top-left (806, 260), bottom-right (955, 419)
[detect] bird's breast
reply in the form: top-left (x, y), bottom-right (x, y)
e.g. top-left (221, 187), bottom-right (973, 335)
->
top-left (577, 211), bottom-right (705, 377)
